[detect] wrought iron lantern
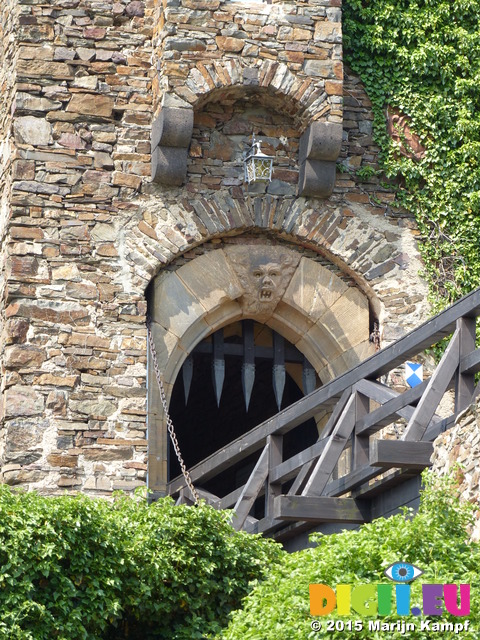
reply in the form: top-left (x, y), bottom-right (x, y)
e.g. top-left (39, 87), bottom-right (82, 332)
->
top-left (243, 135), bottom-right (274, 184)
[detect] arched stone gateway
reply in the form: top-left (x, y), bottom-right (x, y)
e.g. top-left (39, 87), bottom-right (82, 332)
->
top-left (0, 0), bottom-right (432, 502)
top-left (147, 242), bottom-right (376, 494)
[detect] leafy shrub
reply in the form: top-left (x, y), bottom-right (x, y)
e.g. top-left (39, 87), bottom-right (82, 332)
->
top-left (0, 487), bottom-right (282, 639)
top-left (219, 471), bottom-right (480, 639)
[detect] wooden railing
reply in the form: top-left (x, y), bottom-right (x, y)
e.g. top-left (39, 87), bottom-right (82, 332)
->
top-left (169, 288), bottom-right (480, 538)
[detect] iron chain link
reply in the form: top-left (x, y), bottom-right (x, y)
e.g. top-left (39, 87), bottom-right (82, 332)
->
top-left (147, 318), bottom-right (199, 505)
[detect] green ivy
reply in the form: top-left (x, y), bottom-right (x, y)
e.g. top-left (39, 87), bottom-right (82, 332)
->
top-left (342, 0), bottom-right (480, 309)
top-left (218, 471), bottom-right (480, 639)
top-left (0, 488), bottom-right (282, 639)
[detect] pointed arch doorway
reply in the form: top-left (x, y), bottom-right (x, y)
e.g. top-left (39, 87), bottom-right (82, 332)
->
top-left (168, 319), bottom-right (319, 498)
top-left (147, 242), bottom-right (375, 499)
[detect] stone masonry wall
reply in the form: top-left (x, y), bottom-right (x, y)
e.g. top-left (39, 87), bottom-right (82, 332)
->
top-left (152, 0), bottom-right (343, 127)
top-left (1, 0), bottom-right (154, 493)
top-left (0, 0), bottom-right (430, 496)
top-left (0, 0), bottom-right (20, 476)
top-left (431, 398), bottom-right (480, 542)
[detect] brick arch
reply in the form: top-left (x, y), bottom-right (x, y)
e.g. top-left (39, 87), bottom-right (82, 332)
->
top-left (178, 59), bottom-right (328, 129)
top-left (124, 194), bottom-right (389, 321)
top-left (147, 243), bottom-right (375, 493)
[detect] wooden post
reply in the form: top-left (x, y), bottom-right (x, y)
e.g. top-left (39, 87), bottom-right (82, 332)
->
top-left (265, 435), bottom-right (283, 519)
top-left (301, 392), bottom-right (356, 497)
top-left (232, 444), bottom-right (270, 531)
top-left (288, 387), bottom-right (352, 496)
top-left (352, 391), bottom-right (370, 469)
top-left (402, 327), bottom-right (460, 441)
top-left (455, 316), bottom-right (476, 412)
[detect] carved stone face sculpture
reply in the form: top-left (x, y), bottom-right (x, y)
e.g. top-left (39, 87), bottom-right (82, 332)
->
top-left (252, 262), bottom-right (282, 302)
top-left (226, 246), bottom-right (301, 320)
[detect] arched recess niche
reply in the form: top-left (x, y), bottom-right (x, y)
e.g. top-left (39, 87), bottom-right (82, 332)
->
top-left (147, 242), bottom-right (376, 495)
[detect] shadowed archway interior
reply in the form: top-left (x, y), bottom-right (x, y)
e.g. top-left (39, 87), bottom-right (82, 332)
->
top-left (168, 321), bottom-right (318, 499)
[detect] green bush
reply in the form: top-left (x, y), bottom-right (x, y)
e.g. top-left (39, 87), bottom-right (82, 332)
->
top-left (343, 0), bottom-right (480, 307)
top-left (0, 487), bottom-right (282, 639)
top-left (219, 471), bottom-right (480, 639)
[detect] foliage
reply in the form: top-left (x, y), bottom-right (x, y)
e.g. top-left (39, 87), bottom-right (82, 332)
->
top-left (218, 471), bottom-right (480, 639)
top-left (0, 487), bottom-right (282, 640)
top-left (342, 0), bottom-right (480, 309)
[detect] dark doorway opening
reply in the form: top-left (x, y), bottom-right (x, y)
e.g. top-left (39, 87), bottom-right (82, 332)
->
top-left (168, 322), bottom-right (319, 503)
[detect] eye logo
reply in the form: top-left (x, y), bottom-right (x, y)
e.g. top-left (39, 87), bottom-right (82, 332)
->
top-left (384, 562), bottom-right (423, 583)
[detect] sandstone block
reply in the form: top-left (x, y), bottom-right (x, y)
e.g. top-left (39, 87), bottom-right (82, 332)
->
top-left (73, 76), bottom-right (99, 90)
top-left (4, 470), bottom-right (46, 486)
top-left (215, 36), bottom-right (245, 53)
top-left (17, 60), bottom-right (73, 80)
top-left (14, 116), bottom-right (52, 146)
top-left (10, 255), bottom-right (39, 278)
top-left (15, 93), bottom-right (62, 112)
top-left (60, 332), bottom-right (111, 349)
top-left (126, 1), bottom-right (145, 17)
top-left (13, 160), bottom-right (35, 180)
top-left (4, 387), bottom-right (45, 417)
top-left (34, 374), bottom-right (78, 387)
top-left (69, 399), bottom-right (116, 417)
top-left (314, 21), bottom-right (342, 44)
top-left (48, 453), bottom-right (78, 467)
top-left (325, 80), bottom-right (343, 95)
top-left (4, 345), bottom-right (46, 368)
top-left (66, 282), bottom-right (98, 300)
top-left (57, 476), bottom-right (83, 487)
top-left (5, 318), bottom-right (29, 344)
top-left (67, 94), bottom-right (114, 117)
top-left (83, 27), bottom-right (106, 40)
top-left (5, 300), bottom-right (90, 325)
top-left (150, 272), bottom-right (206, 339)
top-left (53, 47), bottom-right (76, 61)
top-left (283, 258), bottom-right (347, 320)
top-left (58, 133), bottom-right (86, 149)
top-left (91, 223), bottom-right (118, 242)
top-left (19, 45), bottom-right (54, 60)
top-left (52, 264), bottom-right (81, 281)
top-left (82, 447), bottom-right (132, 461)
top-left (183, 0), bottom-right (220, 8)
top-left (66, 356), bottom-right (109, 370)
top-left (112, 172), bottom-right (142, 189)
top-left (46, 390), bottom-right (67, 414)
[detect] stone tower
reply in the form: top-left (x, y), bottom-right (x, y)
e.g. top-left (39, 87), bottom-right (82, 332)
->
top-left (0, 0), bottom-right (428, 496)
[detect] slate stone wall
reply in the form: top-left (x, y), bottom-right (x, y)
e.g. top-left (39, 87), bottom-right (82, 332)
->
top-left (431, 399), bottom-right (480, 542)
top-left (0, 0), bottom-right (430, 496)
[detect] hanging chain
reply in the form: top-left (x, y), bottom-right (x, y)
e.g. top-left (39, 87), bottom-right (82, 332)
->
top-left (146, 317), bottom-right (199, 505)
top-left (369, 321), bottom-right (381, 352)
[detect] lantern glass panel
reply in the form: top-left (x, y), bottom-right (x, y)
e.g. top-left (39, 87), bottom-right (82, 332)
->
top-left (244, 153), bottom-right (273, 184)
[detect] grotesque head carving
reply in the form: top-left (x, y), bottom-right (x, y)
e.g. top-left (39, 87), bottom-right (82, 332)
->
top-left (252, 262), bottom-right (282, 302)
top-left (226, 246), bottom-right (300, 320)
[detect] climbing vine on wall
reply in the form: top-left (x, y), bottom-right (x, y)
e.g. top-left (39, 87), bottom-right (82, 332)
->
top-left (343, 0), bottom-right (480, 309)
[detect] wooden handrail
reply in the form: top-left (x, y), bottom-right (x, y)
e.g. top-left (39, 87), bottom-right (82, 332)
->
top-left (168, 288), bottom-right (480, 497)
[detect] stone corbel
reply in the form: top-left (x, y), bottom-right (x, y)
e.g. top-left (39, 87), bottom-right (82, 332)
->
top-left (151, 106), bottom-right (194, 186)
top-left (298, 122), bottom-right (343, 198)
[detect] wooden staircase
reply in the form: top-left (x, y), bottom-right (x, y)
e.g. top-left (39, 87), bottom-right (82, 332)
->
top-left (169, 288), bottom-right (480, 542)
